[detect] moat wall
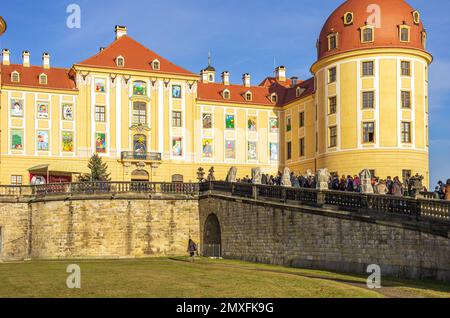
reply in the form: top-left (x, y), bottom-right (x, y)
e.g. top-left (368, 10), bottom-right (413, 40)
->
top-left (0, 195), bottom-right (199, 261)
top-left (199, 196), bottom-right (450, 282)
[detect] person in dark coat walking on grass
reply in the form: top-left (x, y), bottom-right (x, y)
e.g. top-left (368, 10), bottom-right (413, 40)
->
top-left (187, 238), bottom-right (198, 262)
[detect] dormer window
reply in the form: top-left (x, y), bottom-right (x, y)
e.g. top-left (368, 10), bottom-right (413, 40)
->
top-left (222, 89), bottom-right (230, 100)
top-left (152, 59), bottom-right (160, 70)
top-left (244, 91), bottom-right (252, 102)
top-left (399, 25), bottom-right (410, 43)
top-left (296, 87), bottom-right (304, 98)
top-left (421, 31), bottom-right (427, 49)
top-left (328, 33), bottom-right (338, 51)
top-left (412, 11), bottom-right (420, 25)
top-left (116, 56), bottom-right (125, 67)
top-left (11, 71), bottom-right (20, 83)
top-left (343, 12), bottom-right (354, 25)
top-left (39, 73), bottom-right (48, 85)
top-left (271, 93), bottom-right (278, 103)
top-left (361, 25), bottom-right (374, 43)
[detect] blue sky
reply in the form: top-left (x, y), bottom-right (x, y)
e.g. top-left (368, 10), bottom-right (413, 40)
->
top-left (1, 0), bottom-right (449, 186)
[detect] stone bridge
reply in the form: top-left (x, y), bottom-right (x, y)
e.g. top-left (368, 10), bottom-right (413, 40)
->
top-left (0, 181), bottom-right (449, 282)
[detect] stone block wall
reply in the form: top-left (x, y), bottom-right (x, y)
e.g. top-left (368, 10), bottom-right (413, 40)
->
top-left (199, 196), bottom-right (450, 282)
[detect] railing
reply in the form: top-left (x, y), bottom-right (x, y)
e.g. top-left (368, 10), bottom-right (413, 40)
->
top-left (120, 151), bottom-right (162, 161)
top-left (206, 182), bottom-right (450, 222)
top-left (29, 182), bottom-right (199, 197)
top-left (0, 181), bottom-right (448, 222)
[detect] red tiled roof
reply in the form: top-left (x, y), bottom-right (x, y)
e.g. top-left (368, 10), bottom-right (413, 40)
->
top-left (77, 35), bottom-right (196, 76)
top-left (1, 64), bottom-right (77, 91)
top-left (197, 76), bottom-right (315, 107)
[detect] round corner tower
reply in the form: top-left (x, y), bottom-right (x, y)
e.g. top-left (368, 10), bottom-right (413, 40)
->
top-left (310, 0), bottom-right (432, 185)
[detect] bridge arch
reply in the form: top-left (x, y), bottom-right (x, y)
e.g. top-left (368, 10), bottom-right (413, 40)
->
top-left (203, 213), bottom-right (221, 258)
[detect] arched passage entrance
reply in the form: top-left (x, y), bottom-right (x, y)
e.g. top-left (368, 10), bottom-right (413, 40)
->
top-left (203, 214), bottom-right (222, 258)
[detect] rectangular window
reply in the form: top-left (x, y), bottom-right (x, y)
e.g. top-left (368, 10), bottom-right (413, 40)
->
top-left (362, 91), bottom-right (375, 109)
top-left (287, 142), bottom-right (292, 160)
top-left (328, 67), bottom-right (337, 83)
top-left (132, 102), bottom-right (147, 125)
top-left (401, 61), bottom-right (411, 76)
top-left (299, 138), bottom-right (305, 157)
top-left (328, 96), bottom-right (337, 114)
top-left (95, 105), bottom-right (106, 122)
top-left (172, 111), bottom-right (182, 127)
top-left (362, 61), bottom-right (374, 76)
top-left (401, 91), bottom-right (411, 109)
top-left (362, 27), bottom-right (374, 42)
top-left (363, 122), bottom-right (375, 143)
top-left (329, 126), bottom-right (337, 148)
top-left (299, 111), bottom-right (305, 128)
top-left (400, 27), bottom-right (410, 42)
top-left (286, 117), bottom-right (292, 132)
top-left (11, 175), bottom-right (23, 186)
top-left (328, 34), bottom-right (337, 50)
top-left (401, 122), bottom-right (412, 143)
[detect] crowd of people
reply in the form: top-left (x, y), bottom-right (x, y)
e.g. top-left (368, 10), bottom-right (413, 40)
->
top-left (235, 172), bottom-right (450, 200)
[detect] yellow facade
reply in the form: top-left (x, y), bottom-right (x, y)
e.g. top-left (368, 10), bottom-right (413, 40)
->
top-left (0, 23), bottom-right (431, 186)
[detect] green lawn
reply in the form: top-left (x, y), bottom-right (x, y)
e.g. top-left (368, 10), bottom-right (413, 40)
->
top-left (0, 257), bottom-right (449, 298)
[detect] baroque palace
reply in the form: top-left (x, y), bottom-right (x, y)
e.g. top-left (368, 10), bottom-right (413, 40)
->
top-left (0, 0), bottom-right (431, 185)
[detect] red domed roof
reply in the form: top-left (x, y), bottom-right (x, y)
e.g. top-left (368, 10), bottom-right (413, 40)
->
top-left (317, 0), bottom-right (427, 61)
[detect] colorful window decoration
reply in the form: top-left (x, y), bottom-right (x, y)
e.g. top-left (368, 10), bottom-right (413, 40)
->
top-left (36, 102), bottom-right (49, 119)
top-left (11, 129), bottom-right (24, 150)
top-left (270, 143), bottom-right (279, 161)
top-left (172, 137), bottom-right (183, 157)
top-left (248, 116), bottom-right (257, 132)
top-left (37, 130), bottom-right (49, 151)
top-left (172, 85), bottom-right (182, 99)
top-left (225, 115), bottom-right (235, 129)
top-left (133, 81), bottom-right (147, 96)
top-left (202, 139), bottom-right (213, 158)
top-left (11, 99), bottom-right (24, 117)
top-left (202, 113), bottom-right (212, 129)
top-left (248, 142), bottom-right (257, 160)
top-left (95, 133), bottom-right (107, 153)
top-left (95, 78), bottom-right (106, 93)
top-left (225, 140), bottom-right (236, 160)
top-left (62, 103), bottom-right (74, 120)
top-left (133, 134), bottom-right (147, 155)
top-left (269, 118), bottom-right (279, 133)
top-left (62, 132), bottom-right (74, 152)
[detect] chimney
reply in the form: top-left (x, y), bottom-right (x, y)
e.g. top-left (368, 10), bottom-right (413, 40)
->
top-left (200, 69), bottom-right (209, 83)
top-left (242, 73), bottom-right (251, 87)
top-left (2, 48), bottom-right (10, 65)
top-left (42, 52), bottom-right (50, 69)
top-left (115, 25), bottom-right (127, 40)
top-left (275, 66), bottom-right (286, 82)
top-left (290, 76), bottom-right (299, 87)
top-left (222, 71), bottom-right (230, 86)
top-left (22, 51), bottom-right (30, 67)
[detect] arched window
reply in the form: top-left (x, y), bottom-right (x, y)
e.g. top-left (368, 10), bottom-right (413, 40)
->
top-left (271, 93), bottom-right (278, 103)
top-left (152, 59), bottom-right (160, 70)
top-left (222, 89), bottom-right (230, 100)
top-left (245, 91), bottom-right (252, 102)
top-left (116, 56), bottom-right (125, 67)
top-left (11, 71), bottom-right (20, 83)
top-left (39, 73), bottom-right (48, 85)
top-left (399, 25), bottom-right (410, 43)
top-left (132, 102), bottom-right (147, 125)
top-left (361, 26), bottom-right (374, 43)
top-left (328, 33), bottom-right (338, 50)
